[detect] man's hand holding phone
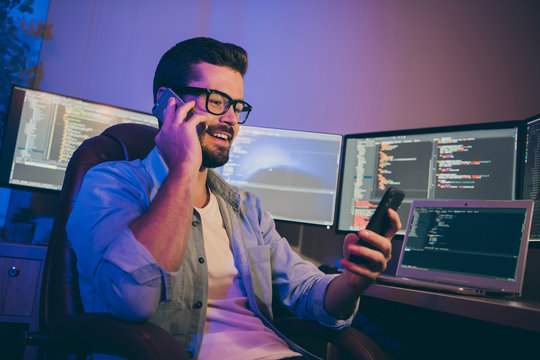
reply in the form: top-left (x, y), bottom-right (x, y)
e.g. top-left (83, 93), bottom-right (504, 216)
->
top-left (153, 88), bottom-right (209, 173)
top-left (340, 188), bottom-right (404, 292)
top-left (324, 205), bottom-right (401, 317)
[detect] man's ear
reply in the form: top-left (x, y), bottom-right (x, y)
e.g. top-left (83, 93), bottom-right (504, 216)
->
top-left (156, 87), bottom-right (167, 102)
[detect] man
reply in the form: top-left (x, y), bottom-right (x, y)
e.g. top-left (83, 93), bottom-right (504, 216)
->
top-left (68, 37), bottom-right (400, 359)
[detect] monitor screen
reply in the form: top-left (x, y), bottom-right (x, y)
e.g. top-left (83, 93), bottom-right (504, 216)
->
top-left (337, 121), bottom-right (523, 233)
top-left (214, 125), bottom-right (343, 226)
top-left (523, 114), bottom-right (540, 241)
top-left (0, 86), bottom-right (158, 192)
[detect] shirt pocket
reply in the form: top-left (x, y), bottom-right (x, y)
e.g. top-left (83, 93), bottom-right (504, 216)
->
top-left (247, 244), bottom-right (271, 264)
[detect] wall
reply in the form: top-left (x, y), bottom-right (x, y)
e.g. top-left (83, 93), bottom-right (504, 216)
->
top-left (35, 0), bottom-right (540, 263)
top-left (39, 0), bottom-right (540, 135)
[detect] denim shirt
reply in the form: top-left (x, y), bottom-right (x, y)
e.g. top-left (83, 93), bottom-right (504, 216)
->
top-left (67, 146), bottom-right (356, 359)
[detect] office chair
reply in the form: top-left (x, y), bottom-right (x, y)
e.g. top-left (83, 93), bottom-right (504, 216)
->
top-left (25, 123), bottom-right (387, 360)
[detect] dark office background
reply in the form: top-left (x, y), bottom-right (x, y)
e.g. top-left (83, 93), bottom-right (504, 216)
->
top-left (1, 1), bottom-right (540, 359)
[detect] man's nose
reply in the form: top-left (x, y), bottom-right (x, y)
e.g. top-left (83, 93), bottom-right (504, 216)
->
top-left (218, 106), bottom-right (238, 125)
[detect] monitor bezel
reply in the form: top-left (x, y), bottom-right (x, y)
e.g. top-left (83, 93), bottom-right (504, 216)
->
top-left (335, 120), bottom-right (526, 234)
top-left (521, 113), bottom-right (540, 243)
top-left (0, 85), bottom-right (157, 194)
top-left (521, 113), bottom-right (540, 200)
top-left (217, 124), bottom-right (344, 227)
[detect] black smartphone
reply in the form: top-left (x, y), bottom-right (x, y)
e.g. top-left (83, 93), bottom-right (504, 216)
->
top-left (152, 88), bottom-right (203, 133)
top-left (152, 88), bottom-right (185, 125)
top-left (349, 187), bottom-right (405, 265)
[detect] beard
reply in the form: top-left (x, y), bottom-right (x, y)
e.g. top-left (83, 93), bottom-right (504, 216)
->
top-left (199, 124), bottom-right (234, 168)
top-left (201, 143), bottom-right (230, 168)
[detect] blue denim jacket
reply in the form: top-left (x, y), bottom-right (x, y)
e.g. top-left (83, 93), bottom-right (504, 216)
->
top-left (67, 147), bottom-right (356, 359)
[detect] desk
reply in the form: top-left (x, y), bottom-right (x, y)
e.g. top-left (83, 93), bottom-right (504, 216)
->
top-left (356, 293), bottom-right (540, 359)
top-left (364, 283), bottom-right (540, 333)
top-left (356, 247), bottom-right (540, 359)
top-left (363, 246), bottom-right (540, 333)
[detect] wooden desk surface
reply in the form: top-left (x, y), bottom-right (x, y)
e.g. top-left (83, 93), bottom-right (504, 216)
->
top-left (364, 282), bottom-right (540, 333)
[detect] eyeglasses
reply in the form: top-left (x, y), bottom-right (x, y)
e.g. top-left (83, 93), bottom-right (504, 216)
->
top-left (172, 86), bottom-right (252, 124)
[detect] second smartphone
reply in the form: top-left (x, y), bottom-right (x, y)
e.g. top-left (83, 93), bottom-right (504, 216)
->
top-left (349, 187), bottom-right (405, 265)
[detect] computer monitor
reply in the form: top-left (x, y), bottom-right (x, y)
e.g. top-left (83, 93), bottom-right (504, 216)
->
top-left (522, 113), bottom-right (540, 241)
top-left (214, 125), bottom-right (343, 226)
top-left (0, 86), bottom-right (158, 192)
top-left (337, 121), bottom-right (523, 233)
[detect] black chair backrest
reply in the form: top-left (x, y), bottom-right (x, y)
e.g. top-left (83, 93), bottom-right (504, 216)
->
top-left (40, 123), bottom-right (159, 331)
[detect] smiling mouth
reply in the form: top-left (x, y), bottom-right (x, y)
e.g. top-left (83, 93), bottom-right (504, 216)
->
top-left (205, 125), bottom-right (233, 143)
top-left (207, 131), bottom-right (230, 141)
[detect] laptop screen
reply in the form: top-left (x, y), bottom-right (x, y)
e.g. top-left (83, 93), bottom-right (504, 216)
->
top-left (397, 200), bottom-right (533, 295)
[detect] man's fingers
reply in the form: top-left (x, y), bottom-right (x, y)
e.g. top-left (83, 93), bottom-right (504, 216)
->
top-left (384, 209), bottom-right (402, 238)
top-left (172, 100), bottom-right (197, 124)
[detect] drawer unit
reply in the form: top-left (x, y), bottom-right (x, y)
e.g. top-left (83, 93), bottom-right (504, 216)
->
top-left (0, 256), bottom-right (42, 317)
top-left (0, 243), bottom-right (46, 360)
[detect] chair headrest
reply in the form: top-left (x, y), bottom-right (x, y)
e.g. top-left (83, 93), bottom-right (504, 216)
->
top-left (41, 123), bottom-right (159, 330)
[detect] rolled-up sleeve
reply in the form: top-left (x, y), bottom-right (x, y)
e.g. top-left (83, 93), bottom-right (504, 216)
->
top-left (273, 238), bottom-right (356, 330)
top-left (67, 153), bottom-right (175, 321)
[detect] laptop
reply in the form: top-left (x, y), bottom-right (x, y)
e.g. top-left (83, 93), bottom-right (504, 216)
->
top-left (377, 199), bottom-right (534, 297)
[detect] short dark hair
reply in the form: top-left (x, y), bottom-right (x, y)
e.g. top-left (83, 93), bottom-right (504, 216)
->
top-left (152, 37), bottom-right (248, 101)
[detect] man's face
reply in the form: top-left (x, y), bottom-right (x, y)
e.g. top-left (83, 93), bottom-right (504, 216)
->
top-left (186, 62), bottom-right (244, 168)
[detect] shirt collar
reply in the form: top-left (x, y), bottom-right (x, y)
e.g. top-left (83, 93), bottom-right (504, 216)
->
top-left (143, 146), bottom-right (240, 211)
top-left (207, 169), bottom-right (241, 211)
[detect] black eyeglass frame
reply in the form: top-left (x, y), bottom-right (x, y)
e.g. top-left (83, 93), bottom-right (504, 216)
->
top-left (172, 86), bottom-right (252, 124)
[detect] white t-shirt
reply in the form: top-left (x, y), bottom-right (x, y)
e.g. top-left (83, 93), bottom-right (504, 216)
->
top-left (196, 191), bottom-right (301, 360)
